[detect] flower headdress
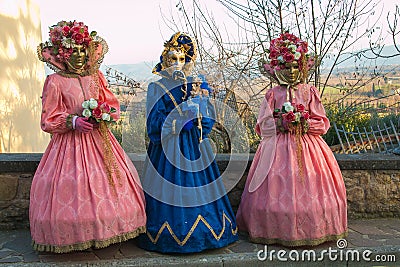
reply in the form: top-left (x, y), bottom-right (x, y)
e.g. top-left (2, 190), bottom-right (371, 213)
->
top-left (152, 32), bottom-right (197, 76)
top-left (37, 20), bottom-right (108, 76)
top-left (261, 32), bottom-right (315, 83)
top-left (48, 20), bottom-right (93, 62)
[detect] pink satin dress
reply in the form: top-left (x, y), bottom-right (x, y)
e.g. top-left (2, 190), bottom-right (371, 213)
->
top-left (29, 71), bottom-right (146, 253)
top-left (236, 84), bottom-right (347, 246)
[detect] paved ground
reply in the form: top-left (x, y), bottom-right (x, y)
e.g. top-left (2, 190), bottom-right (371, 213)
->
top-left (0, 218), bottom-right (399, 266)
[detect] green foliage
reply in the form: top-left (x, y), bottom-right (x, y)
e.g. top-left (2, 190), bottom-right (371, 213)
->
top-left (112, 101), bottom-right (398, 153)
top-left (244, 114), bottom-right (261, 153)
top-left (109, 121), bottom-right (123, 144)
top-left (121, 112), bottom-right (148, 153)
top-left (323, 103), bottom-right (400, 146)
top-left (108, 111), bottom-right (149, 153)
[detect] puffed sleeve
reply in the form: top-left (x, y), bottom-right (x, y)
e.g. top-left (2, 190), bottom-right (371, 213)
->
top-left (40, 75), bottom-right (71, 134)
top-left (146, 82), bottom-right (167, 144)
top-left (307, 86), bottom-right (330, 135)
top-left (255, 89), bottom-right (276, 138)
top-left (97, 70), bottom-right (120, 121)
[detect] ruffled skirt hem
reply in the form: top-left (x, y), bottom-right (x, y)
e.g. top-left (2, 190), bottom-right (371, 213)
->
top-left (248, 231), bottom-right (348, 247)
top-left (32, 226), bottom-right (146, 253)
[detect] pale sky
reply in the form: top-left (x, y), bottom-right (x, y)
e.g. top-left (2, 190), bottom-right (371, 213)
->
top-left (33, 0), bottom-right (176, 65)
top-left (33, 0), bottom-right (232, 65)
top-left (33, 0), bottom-right (398, 65)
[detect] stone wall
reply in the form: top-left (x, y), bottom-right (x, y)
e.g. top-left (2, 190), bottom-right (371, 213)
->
top-left (334, 154), bottom-right (400, 219)
top-left (342, 169), bottom-right (400, 218)
top-left (0, 153), bottom-right (399, 229)
top-left (0, 154), bottom-right (42, 229)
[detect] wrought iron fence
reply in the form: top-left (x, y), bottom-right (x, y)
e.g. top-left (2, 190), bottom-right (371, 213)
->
top-left (332, 120), bottom-right (400, 154)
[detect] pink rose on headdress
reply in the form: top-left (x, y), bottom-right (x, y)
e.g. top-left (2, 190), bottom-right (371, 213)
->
top-left (283, 52), bottom-right (295, 62)
top-left (280, 47), bottom-right (290, 54)
top-left (303, 112), bottom-right (310, 120)
top-left (56, 48), bottom-right (71, 61)
top-left (270, 39), bottom-right (278, 47)
top-left (269, 50), bottom-right (279, 59)
top-left (50, 30), bottom-right (61, 44)
top-left (62, 26), bottom-right (70, 36)
top-left (281, 32), bottom-right (299, 42)
top-left (301, 41), bottom-right (308, 53)
top-left (270, 59), bottom-right (279, 67)
top-left (71, 26), bottom-right (81, 34)
top-left (73, 33), bottom-right (84, 44)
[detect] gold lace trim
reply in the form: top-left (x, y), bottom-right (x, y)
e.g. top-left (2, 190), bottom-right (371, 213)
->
top-left (74, 73), bottom-right (119, 193)
top-left (154, 81), bottom-right (183, 115)
top-left (37, 36), bottom-right (108, 77)
top-left (32, 226), bottom-right (145, 253)
top-left (66, 114), bottom-right (75, 130)
top-left (146, 211), bottom-right (238, 246)
top-left (290, 123), bottom-right (305, 182)
top-left (249, 231), bottom-right (348, 247)
top-left (99, 121), bottom-right (122, 194)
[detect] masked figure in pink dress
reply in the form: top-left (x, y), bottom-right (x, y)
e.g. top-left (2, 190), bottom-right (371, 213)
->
top-left (236, 32), bottom-right (347, 246)
top-left (30, 20), bottom-right (146, 253)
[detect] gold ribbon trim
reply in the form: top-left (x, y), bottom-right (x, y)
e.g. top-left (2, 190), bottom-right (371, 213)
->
top-left (154, 81), bottom-right (183, 115)
top-left (99, 121), bottom-right (121, 193)
top-left (287, 123), bottom-right (305, 182)
top-left (146, 211), bottom-right (238, 246)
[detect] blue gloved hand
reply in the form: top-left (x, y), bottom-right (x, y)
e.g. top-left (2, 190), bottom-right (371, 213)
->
top-left (181, 119), bottom-right (194, 131)
top-left (174, 110), bottom-right (195, 133)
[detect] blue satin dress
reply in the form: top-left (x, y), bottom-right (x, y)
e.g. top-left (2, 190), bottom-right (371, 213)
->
top-left (138, 77), bottom-right (238, 253)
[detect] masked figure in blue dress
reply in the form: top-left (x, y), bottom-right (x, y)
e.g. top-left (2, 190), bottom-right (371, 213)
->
top-left (138, 32), bottom-right (238, 253)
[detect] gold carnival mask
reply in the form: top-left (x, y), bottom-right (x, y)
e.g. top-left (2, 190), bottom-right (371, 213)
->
top-left (162, 48), bottom-right (186, 75)
top-left (152, 32), bottom-right (197, 77)
top-left (261, 32), bottom-right (316, 85)
top-left (275, 61), bottom-right (301, 87)
top-left (66, 45), bottom-right (87, 74)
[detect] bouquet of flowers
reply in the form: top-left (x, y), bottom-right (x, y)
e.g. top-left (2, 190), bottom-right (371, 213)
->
top-left (81, 98), bottom-right (119, 189)
top-left (81, 98), bottom-right (116, 123)
top-left (274, 102), bottom-right (310, 134)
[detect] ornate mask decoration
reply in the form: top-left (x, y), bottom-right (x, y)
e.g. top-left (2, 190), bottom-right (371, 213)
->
top-left (153, 32), bottom-right (197, 77)
top-left (260, 32), bottom-right (315, 85)
top-left (37, 20), bottom-right (108, 76)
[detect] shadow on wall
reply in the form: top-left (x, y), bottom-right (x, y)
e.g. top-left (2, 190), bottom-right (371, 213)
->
top-left (0, 0), bottom-right (50, 152)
